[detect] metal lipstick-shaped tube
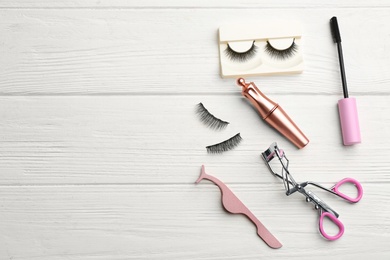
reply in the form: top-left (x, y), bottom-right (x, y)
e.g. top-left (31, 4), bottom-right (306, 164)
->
top-left (237, 78), bottom-right (309, 149)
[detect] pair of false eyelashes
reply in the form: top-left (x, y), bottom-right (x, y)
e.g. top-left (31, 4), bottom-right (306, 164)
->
top-left (201, 41), bottom-right (297, 151)
top-left (196, 103), bottom-right (242, 153)
top-left (224, 39), bottom-right (298, 62)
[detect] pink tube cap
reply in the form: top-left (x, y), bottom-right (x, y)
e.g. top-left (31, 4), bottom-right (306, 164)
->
top-left (338, 97), bottom-right (361, 145)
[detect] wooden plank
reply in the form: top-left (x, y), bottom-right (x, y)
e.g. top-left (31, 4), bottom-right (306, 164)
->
top-left (1, 0), bottom-right (389, 8)
top-left (0, 95), bottom-right (387, 185)
top-left (0, 183), bottom-right (387, 259)
top-left (0, 9), bottom-right (390, 94)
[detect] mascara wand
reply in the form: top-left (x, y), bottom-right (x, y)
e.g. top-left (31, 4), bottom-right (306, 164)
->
top-left (330, 16), bottom-right (361, 145)
top-left (330, 17), bottom-right (348, 99)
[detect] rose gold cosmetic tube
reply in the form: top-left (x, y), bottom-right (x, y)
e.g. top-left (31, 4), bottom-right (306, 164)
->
top-left (237, 78), bottom-right (309, 149)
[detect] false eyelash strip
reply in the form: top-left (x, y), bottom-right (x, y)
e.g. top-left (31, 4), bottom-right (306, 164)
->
top-left (196, 103), bottom-right (229, 130)
top-left (206, 133), bottom-right (242, 153)
top-left (265, 39), bottom-right (298, 60)
top-left (224, 41), bottom-right (257, 62)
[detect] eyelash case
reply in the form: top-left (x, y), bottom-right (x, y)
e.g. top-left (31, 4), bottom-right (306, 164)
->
top-left (218, 21), bottom-right (304, 78)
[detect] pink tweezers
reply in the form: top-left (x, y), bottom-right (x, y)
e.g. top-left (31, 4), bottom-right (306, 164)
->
top-left (196, 165), bottom-right (282, 249)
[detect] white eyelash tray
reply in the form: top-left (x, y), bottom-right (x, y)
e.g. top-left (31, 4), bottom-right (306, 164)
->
top-left (218, 21), bottom-right (304, 78)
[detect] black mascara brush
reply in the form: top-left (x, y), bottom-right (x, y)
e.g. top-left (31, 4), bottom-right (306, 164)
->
top-left (330, 17), bottom-right (348, 99)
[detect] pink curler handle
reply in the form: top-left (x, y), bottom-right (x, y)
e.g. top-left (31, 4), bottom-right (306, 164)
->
top-left (319, 212), bottom-right (344, 240)
top-left (332, 178), bottom-right (363, 203)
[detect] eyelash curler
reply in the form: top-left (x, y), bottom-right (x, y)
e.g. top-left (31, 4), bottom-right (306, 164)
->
top-left (261, 142), bottom-right (363, 240)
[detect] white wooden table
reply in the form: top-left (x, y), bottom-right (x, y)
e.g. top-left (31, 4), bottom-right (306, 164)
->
top-left (1, 1), bottom-right (389, 259)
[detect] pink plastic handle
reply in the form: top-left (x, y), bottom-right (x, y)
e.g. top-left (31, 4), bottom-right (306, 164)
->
top-left (319, 212), bottom-right (344, 240)
top-left (332, 178), bottom-right (363, 203)
top-left (196, 165), bottom-right (283, 249)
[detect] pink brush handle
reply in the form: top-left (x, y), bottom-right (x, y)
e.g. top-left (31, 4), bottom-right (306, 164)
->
top-left (196, 165), bottom-right (282, 249)
top-left (338, 97), bottom-right (361, 145)
top-left (319, 212), bottom-right (344, 240)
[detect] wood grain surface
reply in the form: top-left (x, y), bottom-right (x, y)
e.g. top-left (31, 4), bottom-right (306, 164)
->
top-left (0, 1), bottom-right (389, 259)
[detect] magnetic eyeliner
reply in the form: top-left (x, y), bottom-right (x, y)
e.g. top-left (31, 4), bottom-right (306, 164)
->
top-left (330, 16), bottom-right (361, 145)
top-left (237, 78), bottom-right (309, 149)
